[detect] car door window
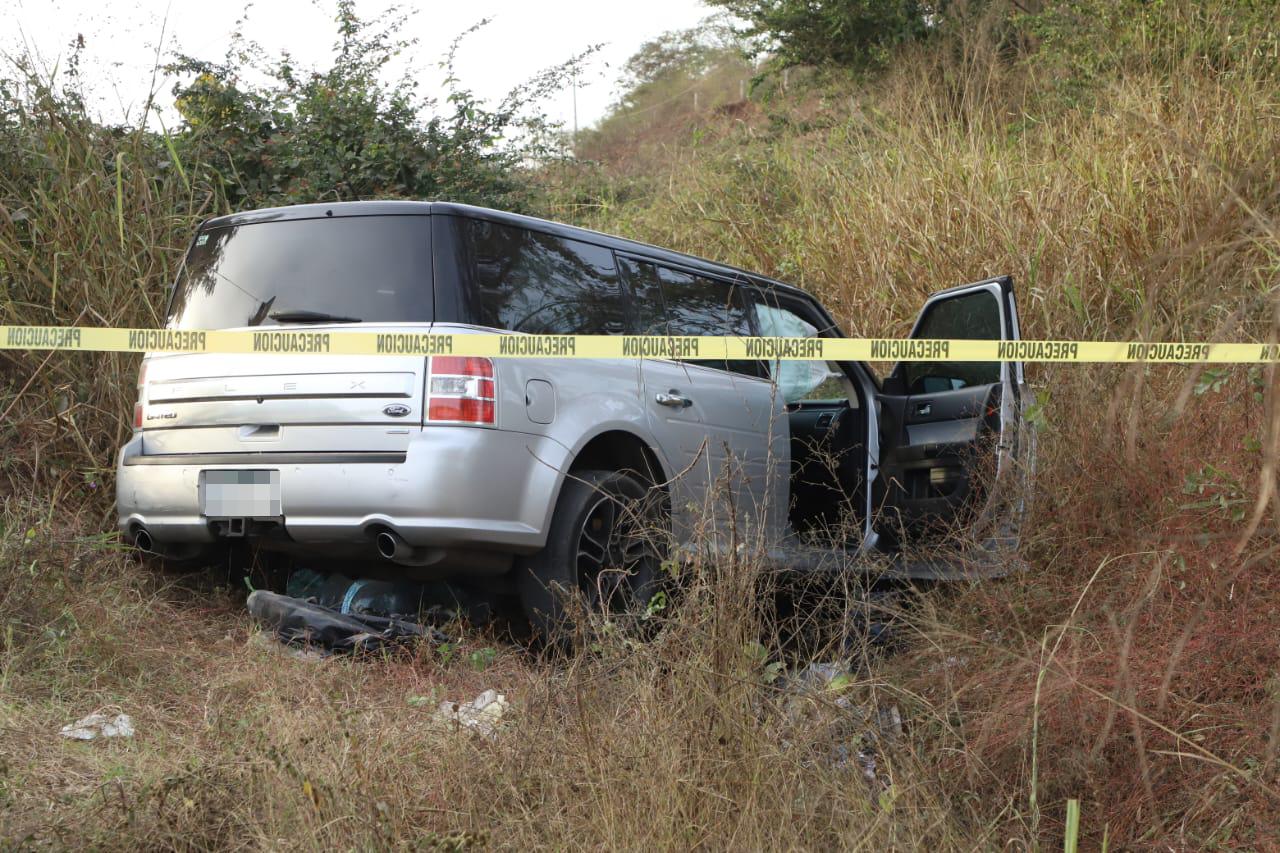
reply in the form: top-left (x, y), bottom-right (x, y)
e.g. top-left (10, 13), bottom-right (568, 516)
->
top-left (468, 220), bottom-right (625, 334)
top-left (654, 265), bottom-right (763, 377)
top-left (617, 257), bottom-right (670, 335)
top-left (900, 290), bottom-right (1002, 393)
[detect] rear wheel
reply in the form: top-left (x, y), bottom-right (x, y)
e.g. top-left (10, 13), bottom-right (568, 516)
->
top-left (518, 469), bottom-right (667, 641)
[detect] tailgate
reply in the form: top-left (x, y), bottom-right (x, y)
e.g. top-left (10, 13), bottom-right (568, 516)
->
top-left (139, 338), bottom-right (427, 456)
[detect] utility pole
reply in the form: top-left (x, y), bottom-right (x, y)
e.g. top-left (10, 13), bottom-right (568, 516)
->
top-left (571, 65), bottom-right (578, 150)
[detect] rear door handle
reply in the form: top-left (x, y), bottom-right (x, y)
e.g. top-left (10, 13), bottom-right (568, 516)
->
top-left (914, 401), bottom-right (932, 416)
top-left (655, 390), bottom-right (693, 409)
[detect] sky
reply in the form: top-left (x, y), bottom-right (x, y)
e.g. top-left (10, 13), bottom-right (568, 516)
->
top-left (7, 0), bottom-right (712, 130)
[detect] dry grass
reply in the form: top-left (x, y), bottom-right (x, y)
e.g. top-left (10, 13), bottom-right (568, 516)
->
top-left (556, 3), bottom-right (1280, 845)
top-left (4, 1), bottom-right (1280, 849)
top-left (0, 501), bottom-right (965, 849)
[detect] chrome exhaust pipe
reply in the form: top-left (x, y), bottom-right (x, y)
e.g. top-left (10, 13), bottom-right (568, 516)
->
top-left (376, 530), bottom-right (443, 567)
top-left (375, 531), bottom-right (399, 559)
top-left (130, 527), bottom-right (217, 565)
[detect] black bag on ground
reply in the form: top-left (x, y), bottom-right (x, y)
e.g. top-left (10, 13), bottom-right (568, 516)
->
top-left (247, 589), bottom-right (442, 653)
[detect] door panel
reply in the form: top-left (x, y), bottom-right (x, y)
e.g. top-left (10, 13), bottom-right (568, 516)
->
top-left (875, 276), bottom-right (1022, 545)
top-left (619, 256), bottom-right (785, 543)
top-left (697, 369), bottom-right (787, 539)
top-left (639, 362), bottom-right (782, 537)
top-left (638, 359), bottom-right (714, 540)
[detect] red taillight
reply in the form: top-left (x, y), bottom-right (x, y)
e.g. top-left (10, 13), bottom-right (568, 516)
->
top-left (133, 402), bottom-right (143, 429)
top-left (426, 356), bottom-right (495, 425)
top-left (428, 398), bottom-right (494, 423)
top-left (432, 356), bottom-right (493, 378)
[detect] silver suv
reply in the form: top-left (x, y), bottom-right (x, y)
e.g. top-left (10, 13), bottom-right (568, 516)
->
top-left (117, 202), bottom-right (1031, 628)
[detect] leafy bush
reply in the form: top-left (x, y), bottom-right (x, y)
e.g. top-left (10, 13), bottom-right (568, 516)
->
top-left (167, 2), bottom-right (582, 212)
top-left (0, 2), bottom-right (582, 491)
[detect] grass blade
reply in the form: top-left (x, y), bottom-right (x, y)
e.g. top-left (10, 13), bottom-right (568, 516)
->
top-left (1064, 798), bottom-right (1081, 853)
top-left (156, 113), bottom-right (189, 192)
top-left (115, 151), bottom-right (125, 249)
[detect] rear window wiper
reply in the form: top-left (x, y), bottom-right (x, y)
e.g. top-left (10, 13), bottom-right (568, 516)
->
top-left (268, 310), bottom-right (362, 324)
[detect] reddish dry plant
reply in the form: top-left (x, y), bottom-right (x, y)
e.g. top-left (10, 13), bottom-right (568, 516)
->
top-left (891, 365), bottom-right (1280, 846)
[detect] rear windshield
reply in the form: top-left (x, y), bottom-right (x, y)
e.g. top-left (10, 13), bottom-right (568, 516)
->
top-left (167, 215), bottom-right (433, 329)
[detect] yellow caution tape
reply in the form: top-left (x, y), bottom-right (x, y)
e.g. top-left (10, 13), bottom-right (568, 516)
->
top-left (1, 326), bottom-right (1277, 363)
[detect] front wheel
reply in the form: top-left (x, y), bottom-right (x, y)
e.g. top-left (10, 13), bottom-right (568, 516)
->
top-left (518, 469), bottom-right (668, 641)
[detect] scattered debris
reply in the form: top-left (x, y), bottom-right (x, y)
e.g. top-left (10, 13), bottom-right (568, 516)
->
top-left (929, 654), bottom-right (970, 673)
top-left (875, 703), bottom-right (903, 739)
top-left (789, 661), bottom-right (855, 693)
top-left (285, 568), bottom-right (427, 618)
top-left (285, 569), bottom-right (496, 627)
top-left (432, 689), bottom-right (510, 739)
top-left (60, 713), bottom-right (135, 740)
top-left (779, 662), bottom-right (902, 798)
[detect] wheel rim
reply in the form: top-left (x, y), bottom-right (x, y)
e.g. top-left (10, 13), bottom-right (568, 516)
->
top-left (573, 491), bottom-right (657, 612)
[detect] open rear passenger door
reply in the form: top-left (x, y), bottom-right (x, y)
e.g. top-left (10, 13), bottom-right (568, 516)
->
top-left (874, 276), bottom-right (1030, 571)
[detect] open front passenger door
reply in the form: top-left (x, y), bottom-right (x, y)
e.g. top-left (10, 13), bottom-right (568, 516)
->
top-left (874, 276), bottom-right (1030, 572)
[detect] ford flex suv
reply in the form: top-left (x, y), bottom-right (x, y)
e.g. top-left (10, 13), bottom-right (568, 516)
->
top-left (117, 201), bottom-right (1032, 630)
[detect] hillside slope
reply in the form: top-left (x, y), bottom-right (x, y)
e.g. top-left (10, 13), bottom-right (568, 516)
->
top-left (2, 0), bottom-right (1280, 848)
top-left (547, 0), bottom-right (1280, 844)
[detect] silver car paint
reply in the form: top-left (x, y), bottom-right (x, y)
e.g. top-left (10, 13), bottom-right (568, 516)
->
top-left (118, 323), bottom-right (695, 557)
top-left (117, 285), bottom-right (1025, 577)
top-left (635, 358), bottom-right (787, 544)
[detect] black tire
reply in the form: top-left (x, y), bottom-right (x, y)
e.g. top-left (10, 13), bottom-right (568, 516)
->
top-left (518, 469), bottom-right (667, 641)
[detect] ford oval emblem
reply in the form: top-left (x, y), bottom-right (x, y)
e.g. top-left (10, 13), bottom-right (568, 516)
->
top-left (382, 404), bottom-right (411, 418)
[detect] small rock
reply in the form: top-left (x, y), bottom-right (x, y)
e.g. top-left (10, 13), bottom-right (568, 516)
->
top-left (432, 689), bottom-right (509, 738)
top-left (60, 713), bottom-right (135, 740)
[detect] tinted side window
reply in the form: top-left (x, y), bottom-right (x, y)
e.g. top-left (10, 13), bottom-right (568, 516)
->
top-left (467, 220), bottom-right (624, 335)
top-left (901, 290), bottom-right (1002, 393)
top-left (617, 257), bottom-right (669, 335)
top-left (656, 265), bottom-right (762, 377)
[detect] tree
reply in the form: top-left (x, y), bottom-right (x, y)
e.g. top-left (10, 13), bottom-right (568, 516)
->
top-left (708, 0), bottom-right (939, 71)
top-left (168, 2), bottom-right (592, 212)
top-left (616, 17), bottom-right (743, 95)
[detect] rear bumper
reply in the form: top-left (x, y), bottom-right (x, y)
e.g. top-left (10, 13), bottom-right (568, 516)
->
top-left (115, 426), bottom-right (570, 556)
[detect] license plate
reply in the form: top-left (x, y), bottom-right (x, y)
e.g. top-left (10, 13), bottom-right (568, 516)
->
top-left (199, 470), bottom-right (282, 518)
